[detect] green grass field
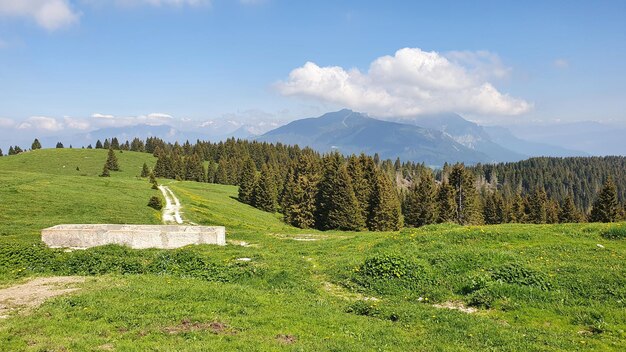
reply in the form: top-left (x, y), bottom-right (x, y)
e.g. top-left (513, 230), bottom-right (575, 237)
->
top-left (0, 149), bottom-right (625, 351)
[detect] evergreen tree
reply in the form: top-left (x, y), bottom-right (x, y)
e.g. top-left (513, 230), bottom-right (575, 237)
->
top-left (282, 152), bottom-right (321, 229)
top-left (559, 195), bottom-right (581, 223)
top-left (403, 171), bottom-right (437, 227)
top-left (31, 139), bottom-right (42, 150)
top-left (529, 188), bottom-right (548, 224)
top-left (184, 154), bottom-right (205, 182)
top-left (87, 144), bottom-right (93, 149)
top-left (56, 142), bottom-right (64, 148)
top-left (511, 193), bottom-right (528, 223)
top-left (100, 164), bottom-right (110, 177)
top-left (238, 157), bottom-right (257, 204)
top-left (206, 159), bottom-right (215, 183)
top-left (252, 164), bottom-right (278, 212)
top-left (214, 159), bottom-right (230, 184)
top-left (0, 148), bottom-right (3, 157)
top-left (105, 148), bottom-right (120, 171)
top-left (546, 199), bottom-right (560, 224)
top-left (141, 163), bottom-right (150, 178)
top-left (8, 146), bottom-right (14, 156)
top-left (111, 137), bottom-right (120, 150)
top-left (449, 163), bottom-right (481, 225)
top-left (103, 139), bottom-right (110, 149)
top-left (95, 140), bottom-right (103, 149)
top-left (153, 150), bottom-right (168, 178)
top-left (367, 172), bottom-right (403, 231)
top-left (437, 182), bottom-right (456, 223)
top-left (590, 177), bottom-right (620, 222)
top-left (316, 154), bottom-right (364, 230)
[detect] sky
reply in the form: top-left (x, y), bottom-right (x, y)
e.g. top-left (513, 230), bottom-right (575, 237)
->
top-left (1, 0), bottom-right (626, 142)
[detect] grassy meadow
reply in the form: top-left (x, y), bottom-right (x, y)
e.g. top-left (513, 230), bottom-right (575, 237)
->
top-left (0, 149), bottom-right (625, 351)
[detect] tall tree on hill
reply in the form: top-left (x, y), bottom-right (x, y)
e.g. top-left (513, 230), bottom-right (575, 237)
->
top-left (449, 163), bottom-right (482, 225)
top-left (252, 164), bottom-right (278, 212)
top-left (105, 148), bottom-right (120, 171)
top-left (316, 153), bottom-right (364, 231)
top-left (367, 172), bottom-right (403, 231)
top-left (131, 138), bottom-right (145, 152)
top-left (238, 157), bottom-right (257, 204)
top-left (559, 195), bottom-right (582, 223)
top-left (153, 149), bottom-right (168, 178)
top-left (103, 139), bottom-right (110, 149)
top-left (0, 148), bottom-right (3, 157)
top-left (403, 171), bottom-right (437, 227)
top-left (141, 162), bottom-right (150, 177)
top-left (214, 159), bottom-right (230, 185)
top-left (282, 152), bottom-right (321, 228)
top-left (31, 139), bottom-right (42, 150)
top-left (111, 137), bottom-right (120, 150)
top-left (100, 164), bottom-right (110, 177)
top-left (95, 140), bottom-right (103, 149)
top-left (511, 193), bottom-right (528, 223)
top-left (184, 154), bottom-right (205, 182)
top-left (437, 182), bottom-right (456, 223)
top-left (56, 142), bottom-right (64, 149)
top-left (546, 199), bottom-right (560, 224)
top-left (528, 188), bottom-right (548, 224)
top-left (7, 147), bottom-right (13, 156)
top-left (590, 177), bottom-right (620, 222)
top-left (206, 159), bottom-right (215, 183)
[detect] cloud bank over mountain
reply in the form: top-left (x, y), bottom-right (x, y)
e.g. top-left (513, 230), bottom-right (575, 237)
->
top-left (277, 48), bottom-right (532, 117)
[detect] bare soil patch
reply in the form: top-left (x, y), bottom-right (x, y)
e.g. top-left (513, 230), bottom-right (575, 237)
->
top-left (276, 334), bottom-right (297, 344)
top-left (163, 319), bottom-right (236, 335)
top-left (0, 276), bottom-right (85, 319)
top-left (433, 301), bottom-right (478, 314)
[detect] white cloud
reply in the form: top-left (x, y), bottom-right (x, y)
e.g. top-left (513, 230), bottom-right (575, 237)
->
top-left (64, 116), bottom-right (91, 130)
top-left (89, 112), bottom-right (174, 127)
top-left (553, 58), bottom-right (569, 69)
top-left (17, 116), bottom-right (65, 131)
top-left (277, 47), bottom-right (532, 117)
top-left (0, 0), bottom-right (79, 31)
top-left (0, 117), bottom-right (15, 128)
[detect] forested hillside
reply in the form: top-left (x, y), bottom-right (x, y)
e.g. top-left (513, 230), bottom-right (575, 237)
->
top-left (5, 137), bottom-right (624, 230)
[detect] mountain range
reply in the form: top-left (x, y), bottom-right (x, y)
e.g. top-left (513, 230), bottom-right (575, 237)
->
top-left (4, 109), bottom-right (618, 166)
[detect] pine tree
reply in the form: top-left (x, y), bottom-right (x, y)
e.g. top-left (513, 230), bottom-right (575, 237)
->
top-left (214, 159), bottom-right (230, 184)
top-left (105, 148), bottom-right (119, 171)
top-left (100, 164), bottom-right (110, 177)
top-left (95, 140), bottom-right (103, 149)
top-left (153, 150), bottom-right (168, 178)
top-left (546, 199), bottom-right (560, 224)
top-left (403, 171), bottom-right (437, 227)
top-left (590, 177), bottom-right (620, 222)
top-left (141, 163), bottom-right (150, 178)
top-left (252, 164), bottom-right (278, 212)
top-left (0, 148), bottom-right (3, 157)
top-left (184, 154), bottom-right (205, 182)
top-left (437, 182), bottom-right (456, 223)
top-left (559, 195), bottom-right (581, 223)
top-left (111, 137), bottom-right (120, 150)
top-left (238, 157), bottom-right (257, 204)
top-left (56, 142), bottom-right (64, 148)
top-left (8, 146), bottom-right (14, 156)
top-left (449, 163), bottom-right (481, 225)
top-left (529, 188), bottom-right (548, 224)
top-left (282, 152), bottom-right (321, 229)
top-left (103, 139), bottom-right (110, 149)
top-left (367, 172), bottom-right (403, 231)
top-left (316, 154), bottom-right (364, 231)
top-left (31, 139), bottom-right (42, 150)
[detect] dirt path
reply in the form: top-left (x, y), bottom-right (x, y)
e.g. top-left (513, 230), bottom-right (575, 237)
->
top-left (158, 185), bottom-right (183, 224)
top-left (0, 276), bottom-right (85, 319)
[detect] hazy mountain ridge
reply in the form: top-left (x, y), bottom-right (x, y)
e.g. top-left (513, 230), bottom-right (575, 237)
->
top-left (257, 109), bottom-right (492, 166)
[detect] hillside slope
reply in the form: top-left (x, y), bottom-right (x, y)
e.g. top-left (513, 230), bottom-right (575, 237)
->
top-left (0, 149), bottom-right (624, 351)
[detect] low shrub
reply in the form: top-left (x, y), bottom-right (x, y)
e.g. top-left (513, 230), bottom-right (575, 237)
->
top-left (492, 263), bottom-right (552, 291)
top-left (148, 196), bottom-right (163, 210)
top-left (352, 254), bottom-right (433, 295)
top-left (601, 226), bottom-right (626, 240)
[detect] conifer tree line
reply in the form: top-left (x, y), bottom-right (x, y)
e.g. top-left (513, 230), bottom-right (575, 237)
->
top-left (128, 137), bottom-right (624, 228)
top-left (3, 134), bottom-right (624, 227)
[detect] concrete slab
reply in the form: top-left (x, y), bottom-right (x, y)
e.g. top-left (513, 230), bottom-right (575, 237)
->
top-left (41, 224), bottom-right (226, 249)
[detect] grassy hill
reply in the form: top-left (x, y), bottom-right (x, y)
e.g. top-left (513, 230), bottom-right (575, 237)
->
top-left (1, 149), bottom-right (625, 351)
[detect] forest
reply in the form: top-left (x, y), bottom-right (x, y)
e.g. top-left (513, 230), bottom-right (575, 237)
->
top-left (5, 137), bottom-right (625, 231)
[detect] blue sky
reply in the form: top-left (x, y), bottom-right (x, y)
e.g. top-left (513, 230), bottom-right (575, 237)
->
top-left (1, 0), bottom-right (625, 138)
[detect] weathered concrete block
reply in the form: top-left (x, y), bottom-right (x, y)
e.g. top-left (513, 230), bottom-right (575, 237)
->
top-left (41, 224), bottom-right (226, 249)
